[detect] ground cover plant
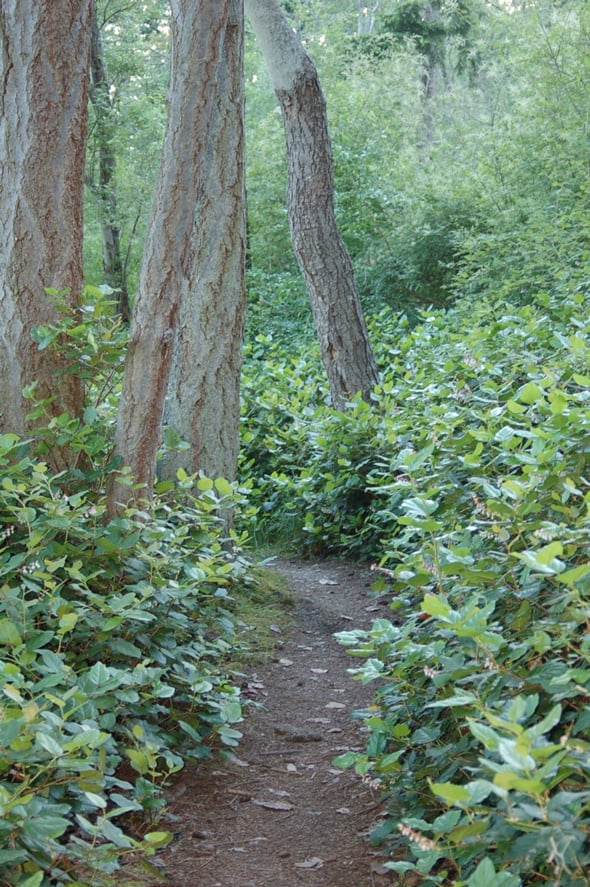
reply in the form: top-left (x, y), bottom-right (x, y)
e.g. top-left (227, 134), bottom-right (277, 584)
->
top-left (0, 299), bottom-right (261, 886)
top-left (239, 289), bottom-right (590, 885)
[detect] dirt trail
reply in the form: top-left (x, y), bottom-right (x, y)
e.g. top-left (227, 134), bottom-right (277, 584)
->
top-left (149, 559), bottom-right (398, 886)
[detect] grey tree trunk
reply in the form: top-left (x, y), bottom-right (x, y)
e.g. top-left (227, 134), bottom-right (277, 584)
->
top-left (160, 0), bottom-right (245, 487)
top-left (110, 0), bottom-right (244, 513)
top-left (245, 0), bottom-right (379, 409)
top-left (357, 1), bottom-right (380, 36)
top-left (0, 0), bottom-right (91, 463)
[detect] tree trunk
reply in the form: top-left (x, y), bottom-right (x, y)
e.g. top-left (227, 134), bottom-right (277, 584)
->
top-left (0, 0), bottom-right (90, 462)
top-left (357, 1), bottom-right (380, 36)
top-left (161, 0), bottom-right (245, 486)
top-left (88, 0), bottom-right (131, 322)
top-left (245, 0), bottom-right (379, 409)
top-left (109, 0), bottom-right (243, 513)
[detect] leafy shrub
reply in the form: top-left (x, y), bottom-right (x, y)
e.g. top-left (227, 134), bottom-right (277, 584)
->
top-left (240, 287), bottom-right (589, 882)
top-left (0, 432), bottom-right (250, 881)
top-left (331, 291), bottom-right (590, 885)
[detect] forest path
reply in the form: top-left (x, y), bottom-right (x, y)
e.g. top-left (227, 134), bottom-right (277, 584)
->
top-left (148, 559), bottom-right (399, 887)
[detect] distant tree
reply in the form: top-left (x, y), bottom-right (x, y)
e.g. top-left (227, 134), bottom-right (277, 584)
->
top-left (87, 0), bottom-right (131, 322)
top-left (245, 0), bottom-right (379, 408)
top-left (110, 0), bottom-right (245, 512)
top-left (0, 0), bottom-right (91, 466)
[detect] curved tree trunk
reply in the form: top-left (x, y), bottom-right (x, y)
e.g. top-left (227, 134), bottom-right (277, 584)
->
top-left (160, 0), bottom-right (245, 487)
top-left (245, 0), bottom-right (379, 409)
top-left (110, 0), bottom-right (243, 513)
top-left (0, 0), bottom-right (90, 463)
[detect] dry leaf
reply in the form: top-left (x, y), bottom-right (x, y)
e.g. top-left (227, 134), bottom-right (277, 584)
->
top-left (336, 807), bottom-right (351, 815)
top-left (279, 658), bottom-right (294, 667)
top-left (295, 856), bottom-right (324, 869)
top-left (251, 799), bottom-right (294, 811)
top-left (325, 702), bottom-right (345, 709)
top-left (319, 579), bottom-right (338, 586)
top-left (310, 668), bottom-right (328, 674)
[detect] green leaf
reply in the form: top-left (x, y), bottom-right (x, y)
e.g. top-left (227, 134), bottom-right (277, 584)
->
top-left (144, 830), bottom-right (173, 848)
top-left (332, 751), bottom-right (359, 769)
top-left (36, 732), bottom-right (64, 756)
top-left (517, 381), bottom-right (544, 404)
top-left (0, 619), bottom-right (22, 646)
top-left (467, 857), bottom-right (521, 886)
top-left (214, 476), bottom-right (233, 496)
top-left (497, 739), bottom-right (535, 771)
top-left (429, 781), bottom-right (470, 804)
top-left (422, 594), bottom-right (452, 618)
top-left (493, 771), bottom-right (545, 795)
top-left (17, 874), bottom-right (44, 887)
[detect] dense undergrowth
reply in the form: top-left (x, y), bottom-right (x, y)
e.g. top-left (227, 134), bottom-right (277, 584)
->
top-left (0, 300), bottom-right (266, 886)
top-left (0, 440), bottom-right (258, 885)
top-left (239, 290), bottom-right (590, 885)
top-left (1, 287), bottom-right (588, 886)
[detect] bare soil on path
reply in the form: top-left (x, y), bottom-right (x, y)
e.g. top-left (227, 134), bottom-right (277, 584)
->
top-left (148, 559), bottom-right (399, 887)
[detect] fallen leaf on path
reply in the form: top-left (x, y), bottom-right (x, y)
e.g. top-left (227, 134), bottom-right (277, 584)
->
top-left (325, 702), bottom-right (345, 709)
top-left (286, 763), bottom-right (298, 772)
top-left (279, 658), bottom-right (293, 666)
top-left (269, 624), bottom-right (282, 633)
top-left (268, 788), bottom-right (291, 798)
top-left (295, 856), bottom-right (324, 869)
top-left (251, 799), bottom-right (294, 811)
top-left (310, 668), bottom-right (328, 674)
top-left (226, 754), bottom-right (249, 768)
top-left (336, 807), bottom-right (351, 814)
top-left (319, 579), bottom-right (338, 586)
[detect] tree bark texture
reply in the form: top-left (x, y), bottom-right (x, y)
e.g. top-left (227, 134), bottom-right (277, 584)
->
top-left (110, 0), bottom-right (243, 512)
top-left (161, 0), bottom-right (245, 484)
top-left (245, 0), bottom-right (379, 409)
top-left (0, 0), bottom-right (90, 454)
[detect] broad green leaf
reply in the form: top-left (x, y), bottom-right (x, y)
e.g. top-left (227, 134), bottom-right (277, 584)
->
top-left (422, 594), bottom-right (452, 618)
top-left (497, 739), bottom-right (535, 770)
top-left (0, 619), bottom-right (22, 646)
top-left (467, 857), bottom-right (521, 887)
top-left (429, 781), bottom-right (470, 804)
top-left (36, 732), bottom-right (64, 756)
top-left (493, 771), bottom-right (545, 795)
top-left (517, 381), bottom-right (544, 404)
top-left (214, 476), bottom-right (233, 496)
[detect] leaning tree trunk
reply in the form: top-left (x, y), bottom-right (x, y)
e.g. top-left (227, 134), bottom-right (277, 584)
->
top-left (160, 0), bottom-right (245, 487)
top-left (109, 0), bottom-right (243, 513)
top-left (0, 0), bottom-right (90, 464)
top-left (245, 0), bottom-right (379, 409)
